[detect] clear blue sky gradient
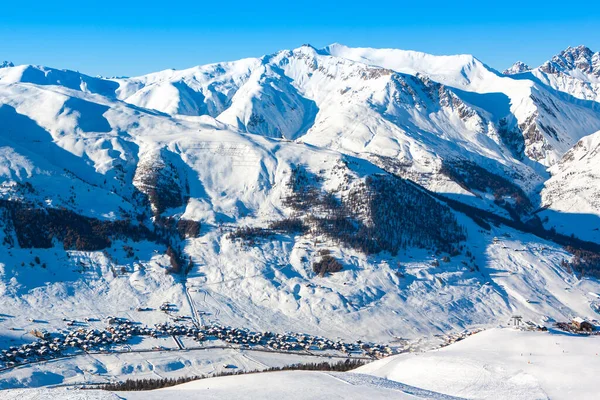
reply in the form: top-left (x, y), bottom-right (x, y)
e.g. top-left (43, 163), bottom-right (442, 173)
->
top-left (1, 0), bottom-right (599, 77)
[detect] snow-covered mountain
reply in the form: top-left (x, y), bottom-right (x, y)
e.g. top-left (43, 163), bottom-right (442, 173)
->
top-left (1, 44), bottom-right (600, 390)
top-left (0, 63), bottom-right (118, 97)
top-left (104, 44), bottom-right (600, 168)
top-left (324, 43), bottom-right (600, 165)
top-left (357, 328), bottom-right (600, 399)
top-left (509, 45), bottom-right (600, 103)
top-left (503, 61), bottom-right (531, 75)
top-left (540, 45), bottom-right (600, 80)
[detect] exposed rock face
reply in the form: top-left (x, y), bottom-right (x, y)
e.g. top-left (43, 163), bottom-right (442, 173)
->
top-left (543, 131), bottom-right (600, 213)
top-left (0, 61), bottom-right (14, 68)
top-left (497, 117), bottom-right (526, 160)
top-left (539, 45), bottom-right (600, 78)
top-left (503, 61), bottom-right (531, 75)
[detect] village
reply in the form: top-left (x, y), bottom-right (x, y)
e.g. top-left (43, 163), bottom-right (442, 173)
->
top-left (0, 313), bottom-right (401, 371)
top-left (2, 297), bottom-right (596, 373)
top-left (0, 302), bottom-right (490, 373)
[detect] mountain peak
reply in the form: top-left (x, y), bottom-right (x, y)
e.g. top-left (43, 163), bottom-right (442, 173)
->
top-left (1, 60), bottom-right (14, 68)
top-left (299, 43), bottom-right (316, 50)
top-left (540, 45), bottom-right (599, 77)
top-left (561, 44), bottom-right (593, 57)
top-left (322, 42), bottom-right (347, 53)
top-left (503, 61), bottom-right (531, 75)
top-left (293, 43), bottom-right (328, 56)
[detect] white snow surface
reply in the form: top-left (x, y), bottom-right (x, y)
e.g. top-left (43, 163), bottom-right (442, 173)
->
top-left (357, 328), bottom-right (600, 400)
top-left (0, 371), bottom-right (457, 399)
top-left (121, 370), bottom-right (461, 400)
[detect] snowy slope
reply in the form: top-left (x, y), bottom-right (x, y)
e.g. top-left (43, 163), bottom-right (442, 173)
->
top-left (357, 328), bottom-right (600, 400)
top-left (1, 371), bottom-right (460, 399)
top-left (324, 43), bottom-right (503, 90)
top-left (113, 57), bottom-right (260, 116)
top-left (0, 64), bottom-right (118, 97)
top-left (539, 130), bottom-right (600, 242)
top-left (121, 370), bottom-right (460, 400)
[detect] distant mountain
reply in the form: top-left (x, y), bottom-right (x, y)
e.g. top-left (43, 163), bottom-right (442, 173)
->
top-left (0, 63), bottom-right (118, 96)
top-left (321, 43), bottom-right (600, 165)
top-left (539, 45), bottom-right (600, 78)
top-left (0, 61), bottom-right (13, 68)
top-left (503, 61), bottom-right (531, 75)
top-left (521, 45), bottom-right (600, 103)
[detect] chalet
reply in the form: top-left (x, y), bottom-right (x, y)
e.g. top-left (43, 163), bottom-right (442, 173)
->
top-left (572, 317), bottom-right (594, 332)
top-left (30, 329), bottom-right (49, 339)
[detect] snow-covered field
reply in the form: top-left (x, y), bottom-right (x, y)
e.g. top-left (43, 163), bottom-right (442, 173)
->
top-left (0, 346), bottom-right (352, 389)
top-left (1, 371), bottom-right (459, 399)
top-left (358, 328), bottom-right (600, 399)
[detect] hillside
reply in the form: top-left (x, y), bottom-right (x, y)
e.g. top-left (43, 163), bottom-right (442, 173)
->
top-left (539, 129), bottom-right (600, 243)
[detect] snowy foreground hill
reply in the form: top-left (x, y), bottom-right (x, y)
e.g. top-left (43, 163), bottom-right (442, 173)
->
top-left (4, 328), bottom-right (600, 399)
top-left (1, 44), bottom-right (600, 397)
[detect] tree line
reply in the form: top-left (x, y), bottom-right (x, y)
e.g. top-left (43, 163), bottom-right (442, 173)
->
top-left (92, 359), bottom-right (367, 391)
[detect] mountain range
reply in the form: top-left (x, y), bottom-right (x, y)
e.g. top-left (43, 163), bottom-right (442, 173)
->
top-left (1, 44), bottom-right (600, 382)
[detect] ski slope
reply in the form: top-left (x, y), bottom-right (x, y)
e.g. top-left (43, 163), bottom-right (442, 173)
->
top-left (1, 371), bottom-right (459, 399)
top-left (357, 328), bottom-right (600, 399)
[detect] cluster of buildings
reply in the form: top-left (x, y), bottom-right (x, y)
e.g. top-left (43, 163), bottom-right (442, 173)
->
top-left (196, 323), bottom-right (396, 358)
top-left (0, 324), bottom-right (133, 368)
top-left (554, 318), bottom-right (597, 334)
top-left (0, 318), bottom-right (395, 369)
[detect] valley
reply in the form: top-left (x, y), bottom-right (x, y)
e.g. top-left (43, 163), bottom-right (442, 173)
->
top-left (0, 42), bottom-right (600, 397)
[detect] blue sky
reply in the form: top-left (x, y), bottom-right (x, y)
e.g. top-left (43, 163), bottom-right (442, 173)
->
top-left (1, 0), bottom-right (598, 77)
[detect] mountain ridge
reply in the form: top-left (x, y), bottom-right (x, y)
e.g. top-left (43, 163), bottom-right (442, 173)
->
top-left (1, 43), bottom-right (600, 237)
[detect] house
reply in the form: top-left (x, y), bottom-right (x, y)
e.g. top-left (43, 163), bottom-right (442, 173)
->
top-left (572, 317), bottom-right (594, 332)
top-left (30, 329), bottom-right (49, 339)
